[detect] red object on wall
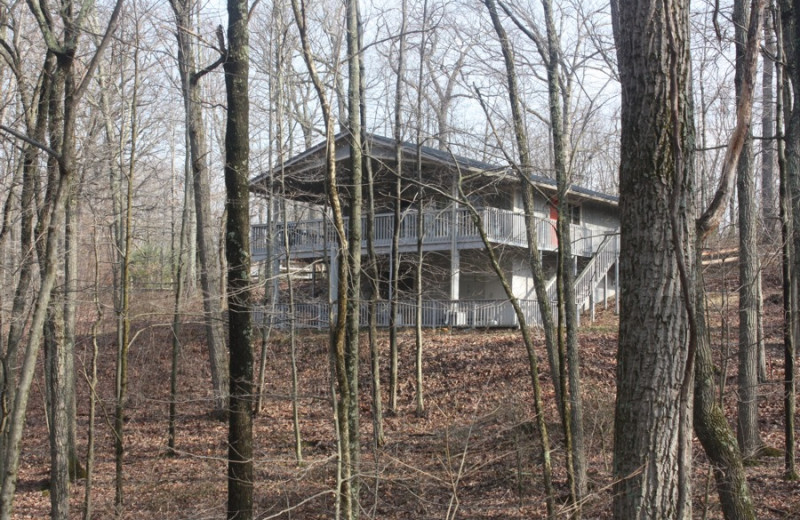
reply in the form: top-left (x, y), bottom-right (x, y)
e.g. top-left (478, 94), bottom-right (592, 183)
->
top-left (549, 200), bottom-right (559, 220)
top-left (548, 198), bottom-right (559, 246)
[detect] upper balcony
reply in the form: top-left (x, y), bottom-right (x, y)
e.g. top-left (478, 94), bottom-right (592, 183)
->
top-left (251, 206), bottom-right (603, 262)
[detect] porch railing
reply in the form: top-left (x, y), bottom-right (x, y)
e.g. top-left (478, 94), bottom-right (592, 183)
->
top-left (254, 298), bottom-right (543, 330)
top-left (251, 206), bottom-right (596, 258)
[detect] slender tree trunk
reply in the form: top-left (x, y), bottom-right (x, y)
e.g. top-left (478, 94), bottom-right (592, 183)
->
top-left (484, 0), bottom-right (563, 414)
top-left (388, 0), bottom-right (407, 416)
top-left (0, 51), bottom-right (53, 490)
top-left (114, 38), bottom-right (141, 513)
top-left (690, 1), bottom-right (763, 517)
top-left (290, 0), bottom-right (353, 516)
top-left (734, 0), bottom-right (765, 460)
top-left (169, 0), bottom-right (229, 415)
top-left (762, 7), bottom-right (778, 238)
top-left (281, 194), bottom-right (303, 464)
top-left (540, 0), bottom-right (586, 502)
top-left (362, 77), bottom-right (384, 446)
top-left (83, 227), bottom-right (102, 520)
top-left (412, 0), bottom-right (429, 421)
top-left (460, 194), bottom-right (556, 520)
top-left (168, 138), bottom-right (193, 455)
top-left (344, 1), bottom-right (364, 513)
top-left (224, 0), bottom-right (254, 515)
top-left (776, 4), bottom-right (797, 478)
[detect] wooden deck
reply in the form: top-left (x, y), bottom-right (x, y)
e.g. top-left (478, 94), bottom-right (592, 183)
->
top-left (251, 206), bottom-right (600, 261)
top-left (253, 229), bottom-right (619, 330)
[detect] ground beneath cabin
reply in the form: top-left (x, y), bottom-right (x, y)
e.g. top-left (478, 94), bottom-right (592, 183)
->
top-left (11, 257), bottom-right (800, 519)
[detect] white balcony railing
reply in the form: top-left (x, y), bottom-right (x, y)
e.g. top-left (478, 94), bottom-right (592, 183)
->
top-left (252, 207), bottom-right (596, 259)
top-left (254, 298), bottom-right (541, 330)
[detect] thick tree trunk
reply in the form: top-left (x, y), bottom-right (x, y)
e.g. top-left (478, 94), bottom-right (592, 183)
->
top-left (611, 0), bottom-right (694, 517)
top-left (224, 0), bottom-right (254, 516)
top-left (43, 54), bottom-right (71, 520)
top-left (63, 183), bottom-right (83, 481)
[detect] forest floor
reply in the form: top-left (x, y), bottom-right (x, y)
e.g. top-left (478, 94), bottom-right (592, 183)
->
top-left (11, 255), bottom-right (800, 519)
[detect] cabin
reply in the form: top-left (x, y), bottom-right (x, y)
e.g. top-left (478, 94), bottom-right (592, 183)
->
top-left (250, 133), bottom-right (619, 329)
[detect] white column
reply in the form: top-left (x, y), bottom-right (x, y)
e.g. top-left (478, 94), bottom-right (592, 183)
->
top-left (329, 249), bottom-right (339, 302)
top-left (450, 183), bottom-right (460, 302)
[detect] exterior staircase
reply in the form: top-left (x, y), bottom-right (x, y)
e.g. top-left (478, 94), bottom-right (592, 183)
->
top-left (540, 229), bottom-right (619, 326)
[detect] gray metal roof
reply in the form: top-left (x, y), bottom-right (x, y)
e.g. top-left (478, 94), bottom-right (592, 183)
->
top-left (250, 132), bottom-right (617, 206)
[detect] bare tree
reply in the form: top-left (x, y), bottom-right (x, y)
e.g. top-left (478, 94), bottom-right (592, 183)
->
top-left (290, 0), bottom-right (356, 516)
top-left (734, 0), bottom-right (765, 460)
top-left (0, 0), bottom-right (123, 514)
top-left (389, 0), bottom-right (408, 416)
top-left (169, 0), bottom-right (229, 416)
top-left (778, 0), bottom-right (799, 481)
top-left (611, 0), bottom-right (763, 517)
top-left (223, 0), bottom-right (253, 516)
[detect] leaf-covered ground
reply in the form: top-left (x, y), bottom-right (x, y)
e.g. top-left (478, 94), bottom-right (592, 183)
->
top-left (12, 260), bottom-right (800, 518)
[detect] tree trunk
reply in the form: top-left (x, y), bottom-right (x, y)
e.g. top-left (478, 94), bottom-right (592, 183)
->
top-left (345, 0), bottom-right (364, 513)
top-left (170, 0), bottom-right (229, 415)
top-left (486, 0), bottom-right (563, 415)
top-left (0, 0), bottom-right (122, 513)
top-left (540, 0), bottom-right (586, 502)
top-left (114, 38), bottom-right (140, 513)
top-left (734, 0), bottom-right (765, 460)
top-left (63, 180), bottom-right (83, 482)
top-left (43, 49), bottom-right (71, 520)
top-left (289, 0), bottom-right (353, 515)
top-left (777, 0), bottom-right (798, 478)
top-left (610, 0), bottom-right (694, 516)
top-left (414, 0), bottom-right (427, 417)
top-left (362, 68), bottom-right (385, 447)
top-left (388, 0), bottom-right (407, 416)
top-left (762, 9), bottom-right (778, 238)
top-left (0, 51), bottom-right (53, 487)
top-left (224, 0), bottom-right (254, 516)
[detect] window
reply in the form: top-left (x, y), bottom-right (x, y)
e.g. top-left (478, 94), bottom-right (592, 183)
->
top-left (569, 204), bottom-right (581, 225)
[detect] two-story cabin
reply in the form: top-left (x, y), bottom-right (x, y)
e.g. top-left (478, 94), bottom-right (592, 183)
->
top-left (250, 133), bottom-right (619, 329)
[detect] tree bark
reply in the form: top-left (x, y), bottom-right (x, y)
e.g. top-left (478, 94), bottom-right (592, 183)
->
top-left (170, 0), bottom-right (229, 415)
top-left (388, 0), bottom-right (407, 416)
top-left (762, 9), bottom-right (778, 238)
top-left (610, 0), bottom-right (695, 516)
top-left (290, 0), bottom-right (353, 515)
top-left (345, 0), bottom-right (364, 513)
top-left (224, 0), bottom-right (254, 516)
top-left (734, 0), bottom-right (765, 460)
top-left (777, 0), bottom-right (798, 479)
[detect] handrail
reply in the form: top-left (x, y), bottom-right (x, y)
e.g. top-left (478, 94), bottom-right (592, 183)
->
top-left (251, 206), bottom-right (600, 257)
top-left (573, 229), bottom-right (620, 310)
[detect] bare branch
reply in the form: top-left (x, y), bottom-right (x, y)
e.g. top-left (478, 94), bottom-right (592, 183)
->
top-left (0, 124), bottom-right (60, 159)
